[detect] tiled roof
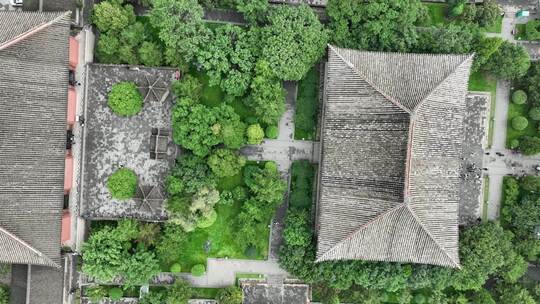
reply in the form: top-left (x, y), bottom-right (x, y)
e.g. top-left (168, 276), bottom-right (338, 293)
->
top-left (316, 46), bottom-right (473, 267)
top-left (0, 11), bottom-right (70, 268)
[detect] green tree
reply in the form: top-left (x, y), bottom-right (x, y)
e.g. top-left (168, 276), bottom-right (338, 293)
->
top-left (521, 175), bottom-right (540, 192)
top-left (511, 196), bottom-right (540, 237)
top-left (107, 168), bottom-right (138, 200)
top-left (172, 75), bottom-right (202, 101)
top-left (495, 283), bottom-right (536, 304)
top-left (470, 288), bottom-right (496, 304)
top-left (120, 21), bottom-right (145, 48)
top-left (265, 125), bottom-right (279, 139)
top-left (92, 0), bottom-right (135, 34)
top-left (82, 226), bottom-right (125, 282)
top-left (149, 0), bottom-right (210, 69)
top-left (525, 20), bottom-right (540, 41)
top-left (529, 107), bottom-right (540, 120)
top-left (0, 285), bottom-right (8, 304)
top-left (246, 124), bottom-right (264, 145)
top-left (140, 290), bottom-right (167, 304)
top-left (283, 209), bottom-right (312, 246)
top-left (167, 153), bottom-right (216, 196)
top-left (452, 222), bottom-right (515, 291)
top-left (197, 24), bottom-right (257, 96)
top-left (513, 90), bottom-right (528, 104)
top-left (484, 41), bottom-right (531, 79)
top-left (139, 41), bottom-right (163, 67)
top-left (107, 82), bottom-right (143, 117)
top-left (156, 223), bottom-right (186, 265)
top-left (245, 61), bottom-right (286, 125)
top-left (476, 0), bottom-right (502, 27)
top-left (137, 223), bottom-right (161, 246)
top-left (512, 116), bottom-right (529, 130)
top-left (415, 24), bottom-right (481, 55)
top-left (166, 279), bottom-right (192, 304)
top-left (120, 249), bottom-right (161, 287)
top-left (449, 0), bottom-right (466, 17)
top-left (167, 187), bottom-right (220, 231)
top-left (328, 0), bottom-right (426, 52)
top-left (222, 119), bottom-right (246, 149)
top-left (472, 36), bottom-right (503, 72)
top-left (519, 136), bottom-right (540, 155)
top-left (207, 148), bottom-right (247, 178)
top-left (260, 4), bottom-right (328, 80)
top-left (235, 0), bottom-right (267, 23)
top-left (96, 34), bottom-right (121, 63)
top-left (216, 286), bottom-right (243, 304)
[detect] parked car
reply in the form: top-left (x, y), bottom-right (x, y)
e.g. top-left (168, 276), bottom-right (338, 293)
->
top-left (10, 0), bottom-right (23, 6)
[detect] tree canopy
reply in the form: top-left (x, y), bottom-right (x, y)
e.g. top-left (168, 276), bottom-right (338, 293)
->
top-left (107, 82), bottom-right (143, 117)
top-left (328, 0), bottom-right (426, 52)
top-left (107, 168), bottom-right (138, 200)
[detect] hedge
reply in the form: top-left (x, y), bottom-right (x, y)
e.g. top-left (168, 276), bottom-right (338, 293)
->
top-left (191, 264), bottom-right (206, 277)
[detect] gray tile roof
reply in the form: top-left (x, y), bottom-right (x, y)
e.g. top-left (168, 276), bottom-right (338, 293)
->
top-left (0, 11), bottom-right (70, 268)
top-left (316, 46), bottom-right (473, 267)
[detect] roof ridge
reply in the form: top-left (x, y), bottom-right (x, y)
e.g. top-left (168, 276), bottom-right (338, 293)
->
top-left (411, 54), bottom-right (475, 113)
top-left (0, 226), bottom-right (60, 268)
top-left (0, 11), bottom-right (70, 51)
top-left (405, 204), bottom-right (461, 268)
top-left (328, 44), bottom-right (412, 114)
top-left (316, 204), bottom-right (405, 262)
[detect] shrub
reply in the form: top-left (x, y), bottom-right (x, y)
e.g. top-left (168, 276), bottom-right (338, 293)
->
top-left (246, 124), bottom-right (264, 144)
top-left (512, 116), bottom-right (529, 130)
top-left (92, 0), bottom-right (135, 33)
top-left (87, 286), bottom-right (107, 303)
top-left (196, 209), bottom-right (217, 228)
top-left (529, 107), bottom-right (540, 120)
top-left (191, 264), bottom-right (206, 276)
top-left (139, 41), bottom-right (162, 67)
top-left (521, 175), bottom-right (540, 192)
top-left (216, 287), bottom-right (243, 304)
top-left (172, 75), bottom-right (202, 101)
top-left (264, 161), bottom-right (278, 173)
top-left (510, 139), bottom-right (520, 149)
top-left (170, 263), bottom-right (182, 273)
top-left (265, 125), bottom-right (279, 139)
top-left (512, 90), bottom-right (527, 104)
top-left (108, 82), bottom-right (143, 116)
top-left (0, 285), bottom-right (8, 304)
top-left (519, 136), bottom-right (540, 155)
top-left (108, 287), bottom-right (123, 300)
top-left (107, 168), bottom-right (138, 200)
top-left (525, 19), bottom-right (540, 41)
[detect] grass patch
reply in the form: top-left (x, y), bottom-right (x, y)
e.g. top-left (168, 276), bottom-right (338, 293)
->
top-left (289, 160), bottom-right (315, 209)
top-left (192, 288), bottom-right (222, 299)
top-left (481, 16), bottom-right (503, 33)
top-left (516, 23), bottom-right (527, 40)
top-left (506, 101), bottom-right (538, 147)
top-left (173, 168), bottom-right (269, 271)
top-left (482, 176), bottom-right (489, 222)
top-left (422, 3), bottom-right (448, 26)
top-left (468, 71), bottom-right (497, 147)
top-left (294, 65), bottom-right (320, 140)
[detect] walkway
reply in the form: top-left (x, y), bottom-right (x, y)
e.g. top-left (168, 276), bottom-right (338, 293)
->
top-left (180, 258), bottom-right (288, 288)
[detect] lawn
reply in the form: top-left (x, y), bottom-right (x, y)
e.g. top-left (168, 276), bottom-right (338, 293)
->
top-left (481, 16), bottom-right (503, 33)
top-left (506, 101), bottom-right (538, 147)
top-left (294, 65), bottom-right (320, 140)
top-left (423, 3), bottom-right (448, 26)
top-left (468, 71), bottom-right (497, 147)
top-left (171, 164), bottom-right (270, 271)
top-left (289, 160), bottom-right (315, 209)
top-left (515, 23), bottom-right (527, 40)
top-left (482, 176), bottom-right (489, 222)
top-left (189, 69), bottom-right (255, 120)
top-left (192, 288), bottom-right (222, 299)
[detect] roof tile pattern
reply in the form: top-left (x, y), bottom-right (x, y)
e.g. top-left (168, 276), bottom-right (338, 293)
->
top-left (0, 11), bottom-right (67, 49)
top-left (0, 12), bottom-right (70, 267)
top-left (316, 46), bottom-right (473, 267)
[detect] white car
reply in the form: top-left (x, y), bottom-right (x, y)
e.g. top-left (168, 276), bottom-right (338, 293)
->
top-left (10, 0), bottom-right (23, 6)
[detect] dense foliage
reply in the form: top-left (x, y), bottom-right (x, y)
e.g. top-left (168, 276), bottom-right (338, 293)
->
top-left (82, 220), bottom-right (161, 287)
top-left (0, 285), bottom-right (8, 304)
top-left (246, 124), bottom-right (264, 145)
top-left (191, 264), bottom-right (206, 276)
top-left (207, 148), bottom-right (246, 178)
top-left (149, 0), bottom-right (209, 69)
top-left (484, 41), bottom-right (531, 79)
top-left (107, 82), bottom-right (143, 117)
top-left (216, 287), bottom-right (243, 304)
top-left (107, 168), bottom-right (138, 200)
top-left (236, 163), bottom-right (287, 252)
top-left (328, 0), bottom-right (426, 52)
top-left (259, 4), bottom-right (328, 81)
